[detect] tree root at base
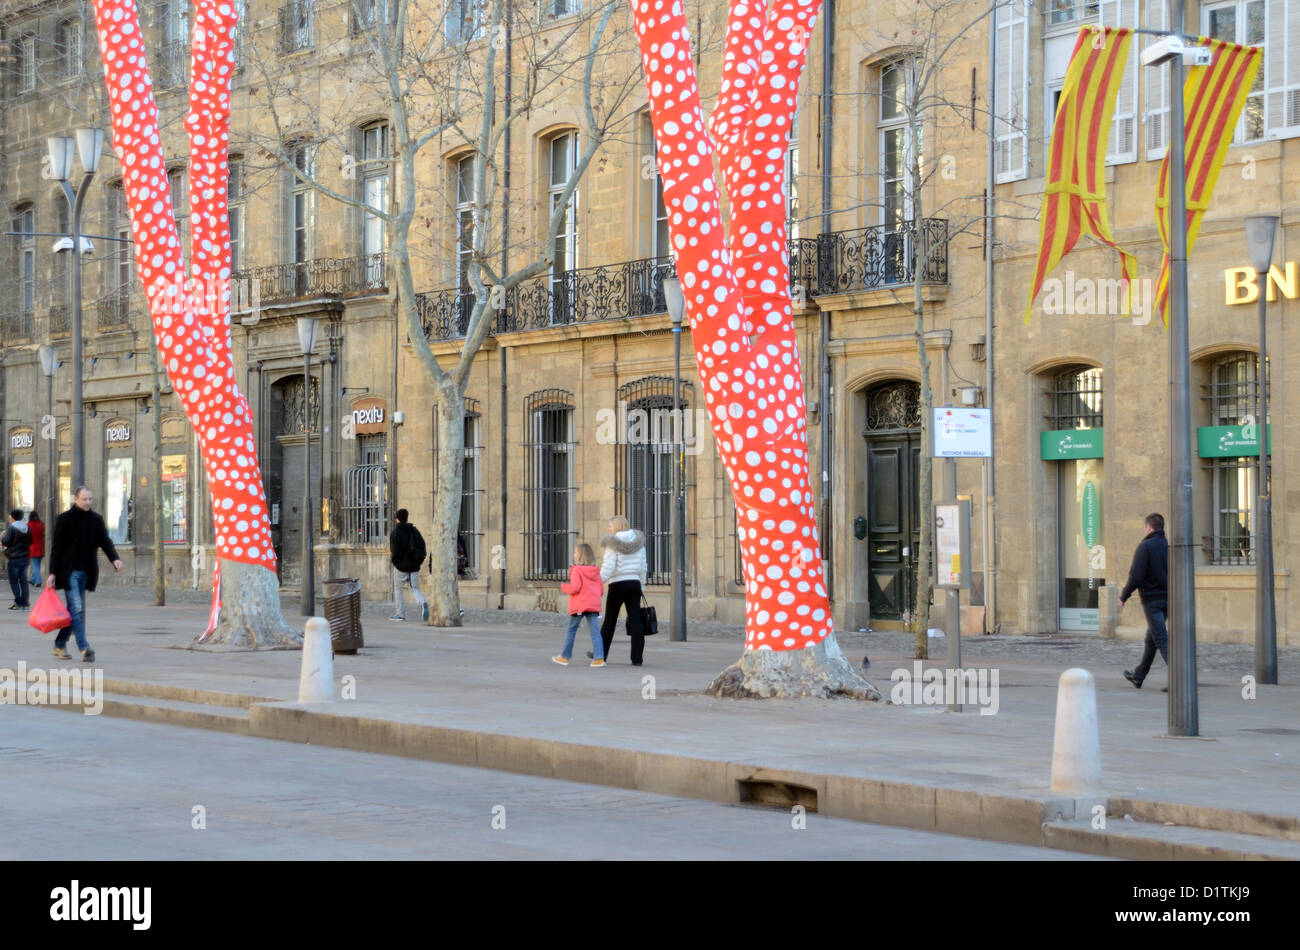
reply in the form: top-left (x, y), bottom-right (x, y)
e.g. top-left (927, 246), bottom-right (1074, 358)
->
top-left (202, 559), bottom-right (301, 649)
top-left (706, 635), bottom-right (881, 700)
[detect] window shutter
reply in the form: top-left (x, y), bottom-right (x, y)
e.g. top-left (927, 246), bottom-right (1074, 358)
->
top-left (1102, 0), bottom-right (1140, 163)
top-left (1266, 0), bottom-right (1300, 135)
top-left (994, 0), bottom-right (1030, 182)
top-left (1143, 0), bottom-right (1170, 159)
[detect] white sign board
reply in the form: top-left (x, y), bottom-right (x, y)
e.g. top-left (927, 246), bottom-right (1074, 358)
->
top-left (932, 408), bottom-right (991, 458)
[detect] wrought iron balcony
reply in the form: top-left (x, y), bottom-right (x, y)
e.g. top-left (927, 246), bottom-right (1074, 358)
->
top-left (234, 254), bottom-right (387, 306)
top-left (279, 1), bottom-right (316, 54)
top-left (2, 310), bottom-right (35, 344)
top-left (49, 304), bottom-right (71, 338)
top-left (156, 41), bottom-right (188, 90)
top-left (97, 293), bottom-right (131, 331)
top-left (417, 218), bottom-right (947, 342)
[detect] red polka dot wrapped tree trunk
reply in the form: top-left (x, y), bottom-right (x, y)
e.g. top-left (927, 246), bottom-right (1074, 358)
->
top-left (90, 0), bottom-right (297, 647)
top-left (633, 0), bottom-right (877, 697)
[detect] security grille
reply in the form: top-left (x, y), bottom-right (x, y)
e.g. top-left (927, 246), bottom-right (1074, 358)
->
top-left (613, 377), bottom-right (693, 585)
top-left (1203, 354), bottom-right (1267, 565)
top-left (1045, 365), bottom-right (1103, 430)
top-left (523, 390), bottom-right (576, 580)
top-left (342, 435), bottom-right (387, 544)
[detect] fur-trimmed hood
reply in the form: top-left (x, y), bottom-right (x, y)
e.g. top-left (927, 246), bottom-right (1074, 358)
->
top-left (601, 529), bottom-right (645, 554)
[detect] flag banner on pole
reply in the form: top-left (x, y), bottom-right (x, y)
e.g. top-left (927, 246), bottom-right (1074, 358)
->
top-left (1154, 37), bottom-right (1263, 325)
top-left (1024, 26), bottom-right (1138, 323)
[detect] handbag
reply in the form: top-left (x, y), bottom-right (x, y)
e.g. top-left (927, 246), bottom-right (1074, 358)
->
top-left (639, 595), bottom-right (659, 637)
top-left (29, 586), bottom-right (71, 634)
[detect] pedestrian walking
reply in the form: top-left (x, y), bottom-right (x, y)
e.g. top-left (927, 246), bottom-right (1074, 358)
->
top-left (45, 486), bottom-right (122, 663)
top-left (3, 509), bottom-right (32, 610)
top-left (389, 508), bottom-right (429, 622)
top-left (597, 516), bottom-right (648, 665)
top-left (27, 509), bottom-right (44, 586)
top-left (1120, 512), bottom-right (1170, 692)
top-left (553, 543), bottom-right (605, 667)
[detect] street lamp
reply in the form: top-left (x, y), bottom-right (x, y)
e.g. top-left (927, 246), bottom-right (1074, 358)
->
top-left (39, 344), bottom-right (58, 522)
top-left (297, 315), bottom-right (320, 617)
top-left (1245, 214), bottom-right (1279, 684)
top-left (48, 127), bottom-right (104, 491)
top-left (1140, 10), bottom-right (1200, 736)
top-left (663, 274), bottom-right (687, 642)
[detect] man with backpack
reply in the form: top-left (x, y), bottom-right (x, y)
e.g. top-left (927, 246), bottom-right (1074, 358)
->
top-left (389, 508), bottom-right (428, 622)
top-left (3, 509), bottom-right (32, 610)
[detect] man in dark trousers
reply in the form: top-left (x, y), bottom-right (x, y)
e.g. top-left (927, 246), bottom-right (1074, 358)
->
top-left (2, 509), bottom-right (32, 610)
top-left (389, 508), bottom-right (429, 623)
top-left (1120, 512), bottom-right (1169, 691)
top-left (45, 486), bottom-right (122, 662)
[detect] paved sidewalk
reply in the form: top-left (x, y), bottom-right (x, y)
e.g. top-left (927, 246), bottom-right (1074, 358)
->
top-left (2, 590), bottom-right (1297, 841)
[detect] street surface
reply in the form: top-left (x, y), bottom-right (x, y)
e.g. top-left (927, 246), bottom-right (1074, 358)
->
top-left (0, 707), bottom-right (1098, 860)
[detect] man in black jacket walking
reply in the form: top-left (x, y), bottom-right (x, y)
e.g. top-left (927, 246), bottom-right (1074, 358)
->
top-left (389, 508), bottom-right (428, 622)
top-left (1120, 512), bottom-right (1169, 690)
top-left (2, 509), bottom-right (32, 609)
top-left (44, 486), bottom-right (122, 662)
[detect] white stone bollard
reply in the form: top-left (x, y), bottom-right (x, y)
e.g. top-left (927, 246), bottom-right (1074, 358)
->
top-left (298, 617), bottom-right (337, 704)
top-left (1050, 668), bottom-right (1102, 793)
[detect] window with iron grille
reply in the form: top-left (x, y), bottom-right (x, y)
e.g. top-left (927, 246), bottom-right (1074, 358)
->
top-left (16, 32), bottom-right (36, 94)
top-left (613, 377), bottom-right (693, 585)
top-left (1204, 353), bottom-right (1267, 565)
top-left (523, 390), bottom-right (575, 580)
top-left (279, 0), bottom-right (315, 53)
top-left (342, 434), bottom-right (388, 544)
top-left (56, 19), bottom-right (82, 80)
top-left (1045, 365), bottom-right (1103, 430)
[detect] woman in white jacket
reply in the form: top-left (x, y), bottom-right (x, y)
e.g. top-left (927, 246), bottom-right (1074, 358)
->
top-left (598, 515), bottom-right (648, 665)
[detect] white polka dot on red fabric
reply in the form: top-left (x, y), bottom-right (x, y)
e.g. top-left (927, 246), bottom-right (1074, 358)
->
top-left (636, 0), bottom-right (828, 651)
top-left (91, 0), bottom-right (275, 574)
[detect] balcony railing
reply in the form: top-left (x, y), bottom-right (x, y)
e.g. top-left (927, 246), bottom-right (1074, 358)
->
top-left (49, 304), bottom-right (70, 338)
top-left (97, 293), bottom-right (131, 331)
top-left (3, 311), bottom-right (35, 344)
top-left (234, 254), bottom-right (387, 306)
top-left (279, 1), bottom-right (316, 54)
top-left (417, 219), bottom-right (947, 342)
top-left (156, 41), bottom-right (189, 90)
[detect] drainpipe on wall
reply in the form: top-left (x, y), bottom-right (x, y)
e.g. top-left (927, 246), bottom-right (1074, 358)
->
top-left (820, 0), bottom-right (834, 596)
top-left (983, 3), bottom-right (998, 634)
top-left (499, 21), bottom-right (512, 610)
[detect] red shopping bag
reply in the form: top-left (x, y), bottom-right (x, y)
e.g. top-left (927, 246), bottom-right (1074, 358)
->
top-left (28, 586), bottom-right (71, 634)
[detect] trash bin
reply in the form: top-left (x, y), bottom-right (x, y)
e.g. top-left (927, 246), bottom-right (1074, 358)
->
top-left (323, 577), bottom-right (364, 654)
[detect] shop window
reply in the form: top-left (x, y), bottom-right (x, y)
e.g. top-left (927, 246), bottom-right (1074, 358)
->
top-left (104, 420), bottom-right (134, 545)
top-left (523, 389), bottom-right (575, 580)
top-left (161, 415), bottom-right (188, 543)
top-left (1204, 353), bottom-right (1267, 565)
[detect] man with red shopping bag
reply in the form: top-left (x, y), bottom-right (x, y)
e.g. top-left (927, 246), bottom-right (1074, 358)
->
top-left (45, 487), bottom-right (121, 663)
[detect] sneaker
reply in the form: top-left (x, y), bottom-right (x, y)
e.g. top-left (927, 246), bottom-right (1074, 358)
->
top-left (81, 648), bottom-right (95, 663)
top-left (422, 603), bottom-right (430, 623)
top-left (590, 659), bottom-right (606, 668)
top-left (7, 604), bottom-right (19, 610)
top-left (390, 614), bottom-right (404, 621)
top-left (52, 646), bottom-right (71, 660)
top-left (551, 655), bottom-right (569, 666)
top-left (1123, 670), bottom-right (1142, 689)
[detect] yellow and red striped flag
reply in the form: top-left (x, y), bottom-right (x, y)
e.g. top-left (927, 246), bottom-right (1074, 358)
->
top-left (1154, 37), bottom-right (1263, 325)
top-left (1025, 26), bottom-right (1138, 323)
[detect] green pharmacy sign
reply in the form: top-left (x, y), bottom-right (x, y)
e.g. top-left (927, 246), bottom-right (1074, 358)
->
top-left (1197, 424), bottom-right (1272, 459)
top-left (1040, 428), bottom-right (1104, 460)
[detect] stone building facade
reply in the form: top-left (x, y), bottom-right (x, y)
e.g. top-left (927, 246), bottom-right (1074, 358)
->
top-left (3, 0), bottom-right (1298, 646)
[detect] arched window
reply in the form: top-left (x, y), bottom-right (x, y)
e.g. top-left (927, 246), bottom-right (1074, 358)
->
top-left (1046, 365), bottom-right (1103, 430)
top-left (614, 376), bottom-right (693, 584)
top-left (523, 389), bottom-right (575, 579)
top-left (1204, 352), bottom-right (1266, 565)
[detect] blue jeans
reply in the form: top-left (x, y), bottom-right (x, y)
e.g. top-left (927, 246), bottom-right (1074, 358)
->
top-left (28, 556), bottom-right (41, 586)
top-left (54, 570), bottom-right (90, 653)
top-left (7, 556), bottom-right (30, 607)
top-left (561, 612), bottom-right (603, 660)
top-left (1133, 601), bottom-right (1169, 683)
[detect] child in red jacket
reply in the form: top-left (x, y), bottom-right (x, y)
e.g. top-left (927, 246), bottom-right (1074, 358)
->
top-left (553, 543), bottom-right (605, 667)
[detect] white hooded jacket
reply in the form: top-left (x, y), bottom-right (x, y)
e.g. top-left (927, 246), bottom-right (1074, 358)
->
top-left (600, 529), bottom-right (647, 586)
